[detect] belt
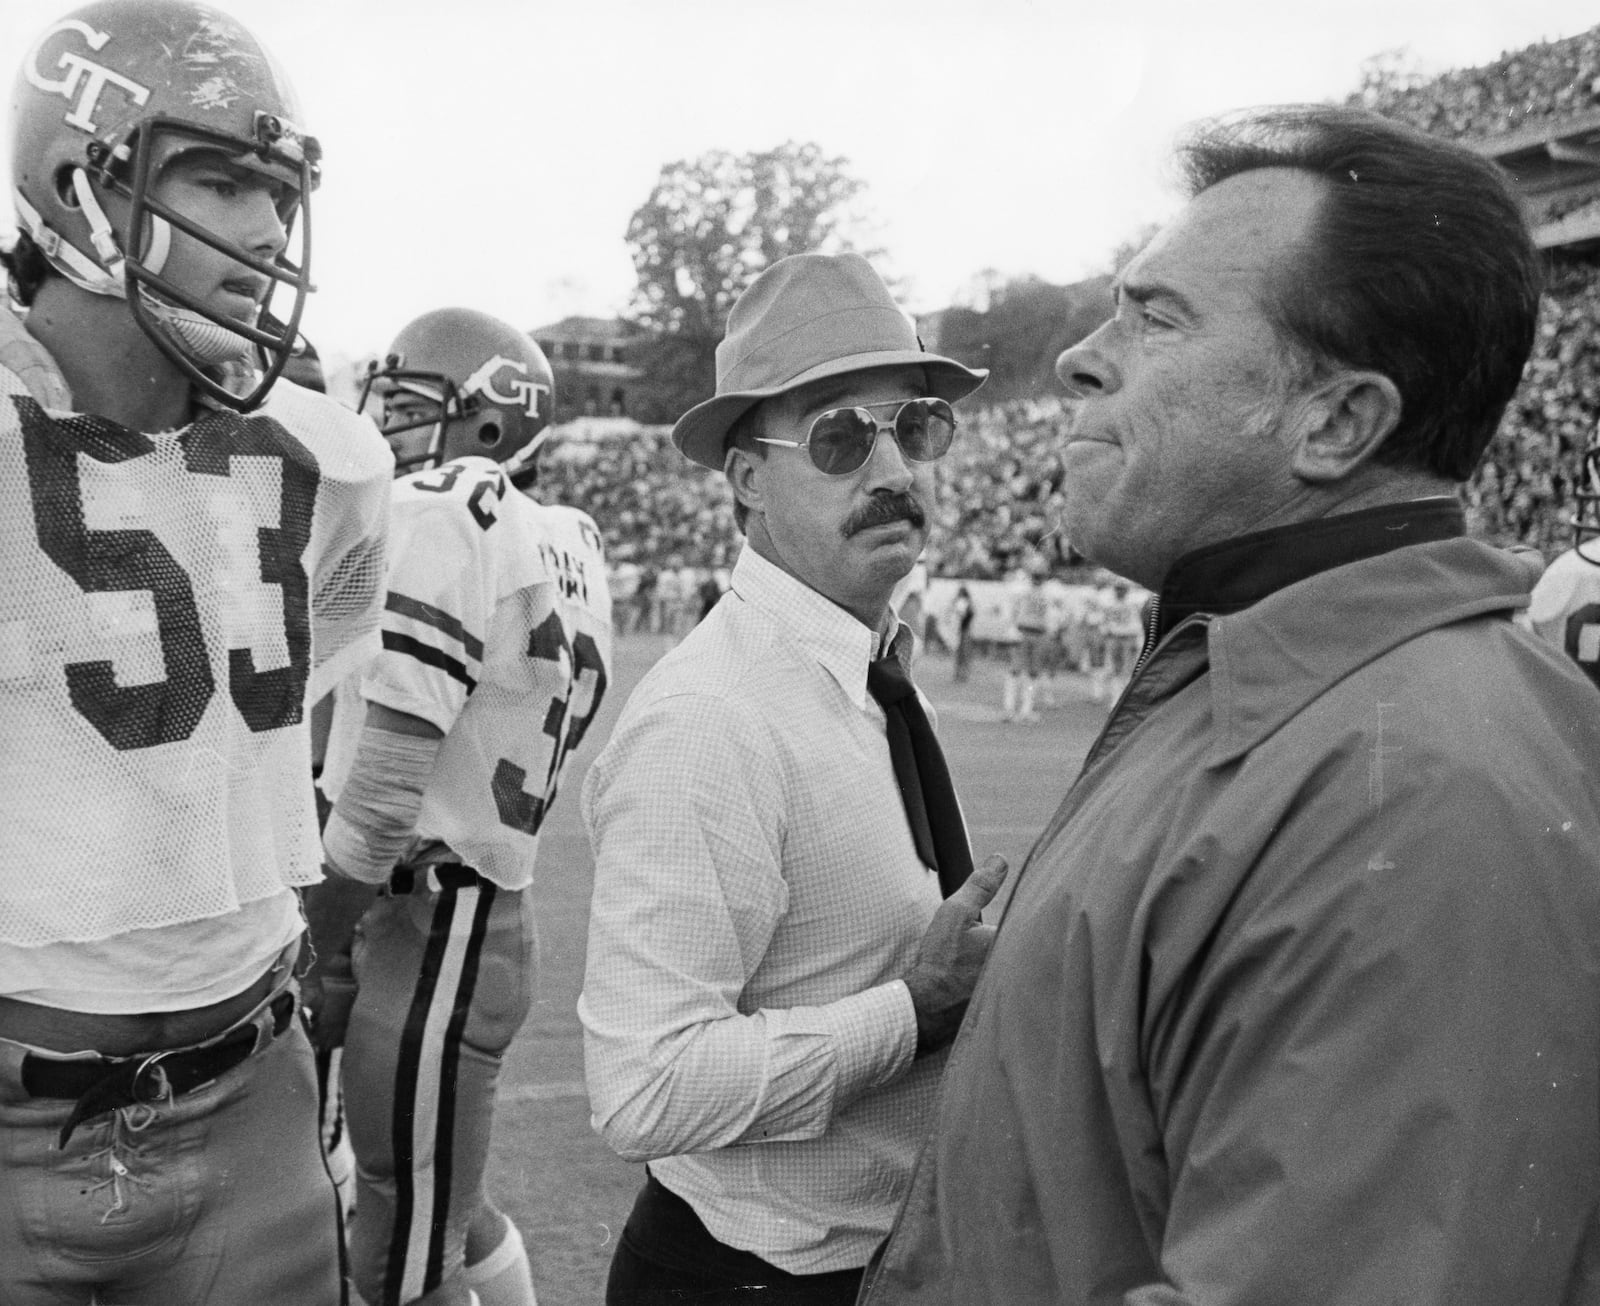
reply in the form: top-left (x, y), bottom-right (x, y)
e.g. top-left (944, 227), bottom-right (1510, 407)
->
top-left (388, 864), bottom-right (481, 894)
top-left (23, 990), bottom-right (297, 1147)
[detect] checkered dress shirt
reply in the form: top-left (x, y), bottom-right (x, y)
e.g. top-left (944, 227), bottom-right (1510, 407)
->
top-left (579, 545), bottom-right (949, 1275)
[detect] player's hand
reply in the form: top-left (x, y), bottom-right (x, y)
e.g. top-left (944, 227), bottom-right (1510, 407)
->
top-left (299, 870), bottom-right (378, 1053)
top-left (300, 970), bottom-right (358, 1054)
top-left (902, 855), bottom-right (1008, 1056)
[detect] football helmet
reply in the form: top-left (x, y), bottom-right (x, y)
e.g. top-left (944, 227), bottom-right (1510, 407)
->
top-left (360, 309), bottom-right (556, 486)
top-left (10, 0), bottom-right (320, 411)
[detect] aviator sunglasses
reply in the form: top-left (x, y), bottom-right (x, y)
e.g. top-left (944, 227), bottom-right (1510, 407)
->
top-left (756, 397), bottom-right (958, 475)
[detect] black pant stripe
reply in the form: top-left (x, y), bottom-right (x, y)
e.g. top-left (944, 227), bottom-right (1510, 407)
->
top-left (385, 885), bottom-right (459, 1305)
top-left (425, 879), bottom-right (497, 1289)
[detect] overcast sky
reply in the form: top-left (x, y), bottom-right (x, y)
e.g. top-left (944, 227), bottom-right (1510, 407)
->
top-left (3, 0), bottom-right (1597, 360)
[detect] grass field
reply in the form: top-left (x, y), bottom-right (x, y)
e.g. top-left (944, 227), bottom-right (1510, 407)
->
top-left (485, 632), bottom-right (1107, 1305)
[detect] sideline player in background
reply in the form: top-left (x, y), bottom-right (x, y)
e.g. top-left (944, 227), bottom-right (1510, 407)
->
top-left (303, 309), bottom-right (612, 1306)
top-left (1099, 579), bottom-right (1146, 703)
top-left (1003, 558), bottom-right (1051, 721)
top-left (0, 3), bottom-right (392, 1302)
top-left (1527, 426), bottom-right (1600, 690)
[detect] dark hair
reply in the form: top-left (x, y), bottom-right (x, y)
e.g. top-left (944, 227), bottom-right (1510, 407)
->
top-left (1178, 104), bottom-right (1542, 481)
top-left (724, 402), bottom-right (768, 533)
top-left (0, 232), bottom-right (54, 307)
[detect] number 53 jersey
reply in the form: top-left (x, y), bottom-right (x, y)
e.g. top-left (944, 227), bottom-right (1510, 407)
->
top-left (0, 368), bottom-right (393, 948)
top-left (321, 456), bottom-right (613, 891)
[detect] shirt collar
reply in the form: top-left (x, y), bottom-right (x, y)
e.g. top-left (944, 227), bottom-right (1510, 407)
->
top-left (728, 544), bottom-right (899, 709)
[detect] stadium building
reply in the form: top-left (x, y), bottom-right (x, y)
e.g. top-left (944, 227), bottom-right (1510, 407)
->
top-left (531, 316), bottom-right (657, 423)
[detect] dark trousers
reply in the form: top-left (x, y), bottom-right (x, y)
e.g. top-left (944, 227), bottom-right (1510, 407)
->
top-left (606, 1171), bottom-right (865, 1305)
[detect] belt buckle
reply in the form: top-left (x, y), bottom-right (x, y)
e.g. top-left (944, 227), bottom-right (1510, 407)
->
top-left (130, 1050), bottom-right (172, 1105)
top-left (56, 1048), bottom-right (174, 1148)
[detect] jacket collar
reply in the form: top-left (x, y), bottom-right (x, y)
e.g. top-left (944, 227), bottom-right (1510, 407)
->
top-left (1204, 534), bottom-right (1544, 766)
top-left (1155, 497), bottom-right (1466, 642)
top-left (728, 544), bottom-right (897, 709)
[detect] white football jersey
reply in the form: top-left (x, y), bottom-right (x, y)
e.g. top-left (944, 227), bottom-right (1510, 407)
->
top-left (322, 456), bottom-right (613, 891)
top-left (0, 356), bottom-right (394, 947)
top-left (1527, 541), bottom-right (1600, 692)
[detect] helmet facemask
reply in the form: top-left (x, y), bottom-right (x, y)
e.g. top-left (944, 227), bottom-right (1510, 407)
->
top-left (107, 111), bottom-right (319, 411)
top-left (360, 363), bottom-right (464, 476)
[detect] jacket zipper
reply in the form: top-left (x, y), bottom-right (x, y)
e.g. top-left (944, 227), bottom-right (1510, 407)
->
top-left (1129, 593), bottom-right (1162, 682)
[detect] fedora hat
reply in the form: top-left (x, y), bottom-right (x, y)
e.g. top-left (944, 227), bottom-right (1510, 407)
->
top-left (671, 252), bottom-right (988, 470)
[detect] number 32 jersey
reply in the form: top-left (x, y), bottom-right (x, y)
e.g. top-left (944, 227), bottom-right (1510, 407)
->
top-left (0, 363), bottom-right (393, 947)
top-left (322, 456), bottom-right (613, 891)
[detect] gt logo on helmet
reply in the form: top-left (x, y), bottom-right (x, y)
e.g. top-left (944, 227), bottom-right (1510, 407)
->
top-left (464, 355), bottom-right (551, 419)
top-left (24, 20), bottom-right (151, 135)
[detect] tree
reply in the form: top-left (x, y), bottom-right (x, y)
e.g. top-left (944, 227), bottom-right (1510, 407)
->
top-left (931, 273), bottom-right (1113, 405)
top-left (624, 141), bottom-right (874, 420)
top-left (951, 267), bottom-right (1007, 314)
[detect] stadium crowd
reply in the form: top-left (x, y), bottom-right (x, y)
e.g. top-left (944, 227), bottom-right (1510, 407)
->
top-left (1469, 260), bottom-right (1600, 556)
top-left (922, 399), bottom-right (1075, 579)
top-left (537, 427), bottom-right (741, 570)
top-left (535, 401), bottom-right (1080, 585)
top-left (1356, 26), bottom-right (1600, 142)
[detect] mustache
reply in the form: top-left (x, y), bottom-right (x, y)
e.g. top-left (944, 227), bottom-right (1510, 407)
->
top-left (844, 491), bottom-right (926, 537)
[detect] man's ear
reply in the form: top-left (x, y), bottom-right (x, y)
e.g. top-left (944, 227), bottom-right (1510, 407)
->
top-left (1289, 371), bottom-right (1404, 483)
top-left (725, 443), bottom-right (764, 517)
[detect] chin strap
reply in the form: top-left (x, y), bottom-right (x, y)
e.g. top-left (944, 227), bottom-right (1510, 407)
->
top-left (12, 169), bottom-right (171, 301)
top-left (72, 167), bottom-right (129, 278)
top-left (501, 429), bottom-right (548, 487)
top-left (14, 186), bottom-right (120, 298)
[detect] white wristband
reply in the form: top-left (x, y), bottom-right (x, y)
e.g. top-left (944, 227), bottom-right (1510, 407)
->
top-left (322, 724), bottom-right (441, 885)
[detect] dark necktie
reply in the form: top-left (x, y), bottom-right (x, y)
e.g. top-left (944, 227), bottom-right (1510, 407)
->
top-left (867, 631), bottom-right (974, 898)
